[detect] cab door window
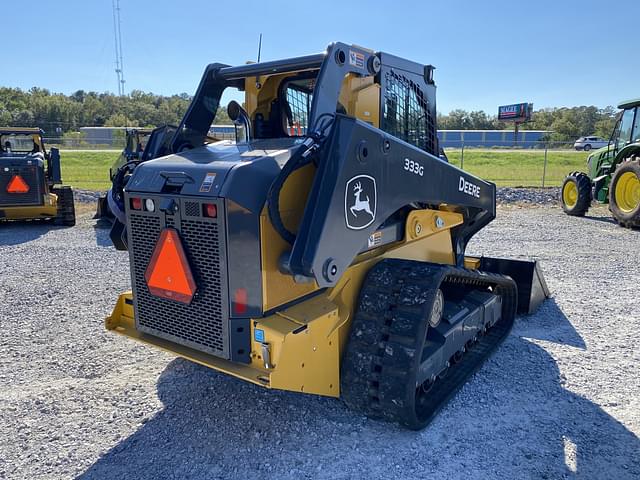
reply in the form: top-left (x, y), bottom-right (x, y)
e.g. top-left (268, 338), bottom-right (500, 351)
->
top-left (616, 108), bottom-right (635, 150)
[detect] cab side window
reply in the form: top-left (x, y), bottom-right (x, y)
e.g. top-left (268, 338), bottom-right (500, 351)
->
top-left (381, 71), bottom-right (436, 154)
top-left (285, 86), bottom-right (311, 136)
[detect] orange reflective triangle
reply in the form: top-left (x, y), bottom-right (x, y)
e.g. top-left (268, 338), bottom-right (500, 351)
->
top-left (144, 228), bottom-right (196, 304)
top-left (7, 175), bottom-right (30, 193)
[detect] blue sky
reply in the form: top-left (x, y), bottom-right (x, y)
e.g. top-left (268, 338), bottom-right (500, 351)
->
top-left (5, 0), bottom-right (639, 114)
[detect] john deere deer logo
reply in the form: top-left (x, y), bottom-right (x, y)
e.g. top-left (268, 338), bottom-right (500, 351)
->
top-left (350, 181), bottom-right (373, 217)
top-left (345, 175), bottom-right (377, 230)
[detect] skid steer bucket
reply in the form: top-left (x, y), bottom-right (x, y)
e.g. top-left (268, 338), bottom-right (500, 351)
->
top-left (95, 195), bottom-right (113, 219)
top-left (479, 257), bottom-right (550, 315)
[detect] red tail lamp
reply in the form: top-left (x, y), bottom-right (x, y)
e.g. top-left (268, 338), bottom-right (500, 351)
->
top-left (233, 288), bottom-right (248, 315)
top-left (203, 203), bottom-right (217, 218)
top-left (145, 228), bottom-right (196, 304)
top-left (130, 197), bottom-right (143, 210)
top-left (6, 175), bottom-right (30, 193)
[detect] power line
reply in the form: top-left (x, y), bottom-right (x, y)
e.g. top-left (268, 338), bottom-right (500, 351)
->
top-left (112, 0), bottom-right (126, 96)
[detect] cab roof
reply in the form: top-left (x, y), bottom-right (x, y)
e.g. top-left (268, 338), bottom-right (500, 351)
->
top-left (0, 127), bottom-right (44, 135)
top-left (617, 98), bottom-right (640, 110)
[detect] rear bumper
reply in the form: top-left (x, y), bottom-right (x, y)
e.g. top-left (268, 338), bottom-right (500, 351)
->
top-left (107, 292), bottom-right (270, 387)
top-left (107, 290), bottom-right (344, 398)
top-left (0, 193), bottom-right (58, 220)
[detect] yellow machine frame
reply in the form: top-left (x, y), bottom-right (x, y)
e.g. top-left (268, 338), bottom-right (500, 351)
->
top-left (107, 206), bottom-right (475, 397)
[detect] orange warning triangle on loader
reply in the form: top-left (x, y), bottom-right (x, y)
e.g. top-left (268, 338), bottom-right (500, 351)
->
top-left (144, 228), bottom-right (196, 304)
top-left (6, 175), bottom-right (30, 193)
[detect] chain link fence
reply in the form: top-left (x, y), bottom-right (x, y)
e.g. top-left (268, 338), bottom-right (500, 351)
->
top-left (443, 141), bottom-right (591, 188)
top-left (44, 133), bottom-right (590, 189)
top-left (43, 137), bottom-right (124, 150)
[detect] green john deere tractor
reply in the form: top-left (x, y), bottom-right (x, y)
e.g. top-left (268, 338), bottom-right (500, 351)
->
top-left (561, 99), bottom-right (640, 228)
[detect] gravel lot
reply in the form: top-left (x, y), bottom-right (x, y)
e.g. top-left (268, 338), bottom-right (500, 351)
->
top-left (1, 193), bottom-right (638, 479)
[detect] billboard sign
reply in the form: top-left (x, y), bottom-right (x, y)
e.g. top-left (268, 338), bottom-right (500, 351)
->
top-left (498, 103), bottom-right (533, 122)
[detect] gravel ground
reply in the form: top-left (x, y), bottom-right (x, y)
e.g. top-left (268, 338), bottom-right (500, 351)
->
top-left (496, 187), bottom-right (559, 205)
top-left (1, 195), bottom-right (638, 479)
top-left (74, 190), bottom-right (104, 204)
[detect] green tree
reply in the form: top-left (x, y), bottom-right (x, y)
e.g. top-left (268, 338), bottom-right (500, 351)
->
top-left (105, 113), bottom-right (134, 127)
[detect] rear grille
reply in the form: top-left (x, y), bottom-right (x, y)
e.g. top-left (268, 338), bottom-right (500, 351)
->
top-left (128, 198), bottom-right (229, 358)
top-left (185, 201), bottom-right (200, 217)
top-left (0, 165), bottom-right (43, 206)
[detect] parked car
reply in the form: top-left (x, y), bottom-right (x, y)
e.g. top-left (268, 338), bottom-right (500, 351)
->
top-left (574, 136), bottom-right (608, 151)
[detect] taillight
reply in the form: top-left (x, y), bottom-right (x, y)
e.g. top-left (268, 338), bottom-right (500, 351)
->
top-left (145, 228), bottom-right (197, 304)
top-left (203, 203), bottom-right (217, 218)
top-left (233, 288), bottom-right (248, 315)
top-left (6, 175), bottom-right (30, 193)
top-left (130, 197), bottom-right (142, 210)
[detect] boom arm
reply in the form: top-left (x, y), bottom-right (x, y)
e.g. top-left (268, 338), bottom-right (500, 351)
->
top-left (287, 115), bottom-right (496, 287)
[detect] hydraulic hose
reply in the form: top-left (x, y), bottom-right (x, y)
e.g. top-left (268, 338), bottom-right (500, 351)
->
top-left (266, 114), bottom-right (335, 244)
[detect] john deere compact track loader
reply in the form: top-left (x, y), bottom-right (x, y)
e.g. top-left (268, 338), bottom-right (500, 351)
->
top-left (0, 128), bottom-right (75, 225)
top-left (106, 43), bottom-right (549, 429)
top-left (561, 99), bottom-right (640, 228)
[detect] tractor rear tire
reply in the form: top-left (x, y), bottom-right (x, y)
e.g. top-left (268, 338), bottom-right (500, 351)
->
top-left (609, 158), bottom-right (640, 229)
top-left (561, 171), bottom-right (591, 216)
top-left (52, 186), bottom-right (76, 227)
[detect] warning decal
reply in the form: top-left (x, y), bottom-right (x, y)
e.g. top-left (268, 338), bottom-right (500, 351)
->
top-left (199, 172), bottom-right (217, 193)
top-left (349, 50), bottom-right (365, 69)
top-left (367, 231), bottom-right (383, 248)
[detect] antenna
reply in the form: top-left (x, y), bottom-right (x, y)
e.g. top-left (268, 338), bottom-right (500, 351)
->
top-left (112, 0), bottom-right (126, 95)
top-left (257, 33), bottom-right (262, 63)
top-left (254, 34), bottom-right (263, 90)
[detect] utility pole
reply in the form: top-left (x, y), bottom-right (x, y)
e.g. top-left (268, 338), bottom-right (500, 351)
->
top-left (112, 0), bottom-right (125, 95)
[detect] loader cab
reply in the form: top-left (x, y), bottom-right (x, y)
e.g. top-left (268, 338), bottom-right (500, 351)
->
top-left (174, 47), bottom-right (440, 158)
top-left (243, 58), bottom-right (438, 156)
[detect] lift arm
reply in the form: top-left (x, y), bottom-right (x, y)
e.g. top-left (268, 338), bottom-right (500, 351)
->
top-left (287, 115), bottom-right (496, 287)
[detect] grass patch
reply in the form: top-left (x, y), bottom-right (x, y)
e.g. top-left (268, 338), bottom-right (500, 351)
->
top-left (445, 148), bottom-right (589, 187)
top-left (60, 151), bottom-right (117, 191)
top-left (58, 148), bottom-right (590, 191)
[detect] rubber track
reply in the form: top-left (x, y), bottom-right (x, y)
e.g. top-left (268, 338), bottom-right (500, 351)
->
top-left (341, 258), bottom-right (517, 430)
top-left (53, 186), bottom-right (76, 226)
